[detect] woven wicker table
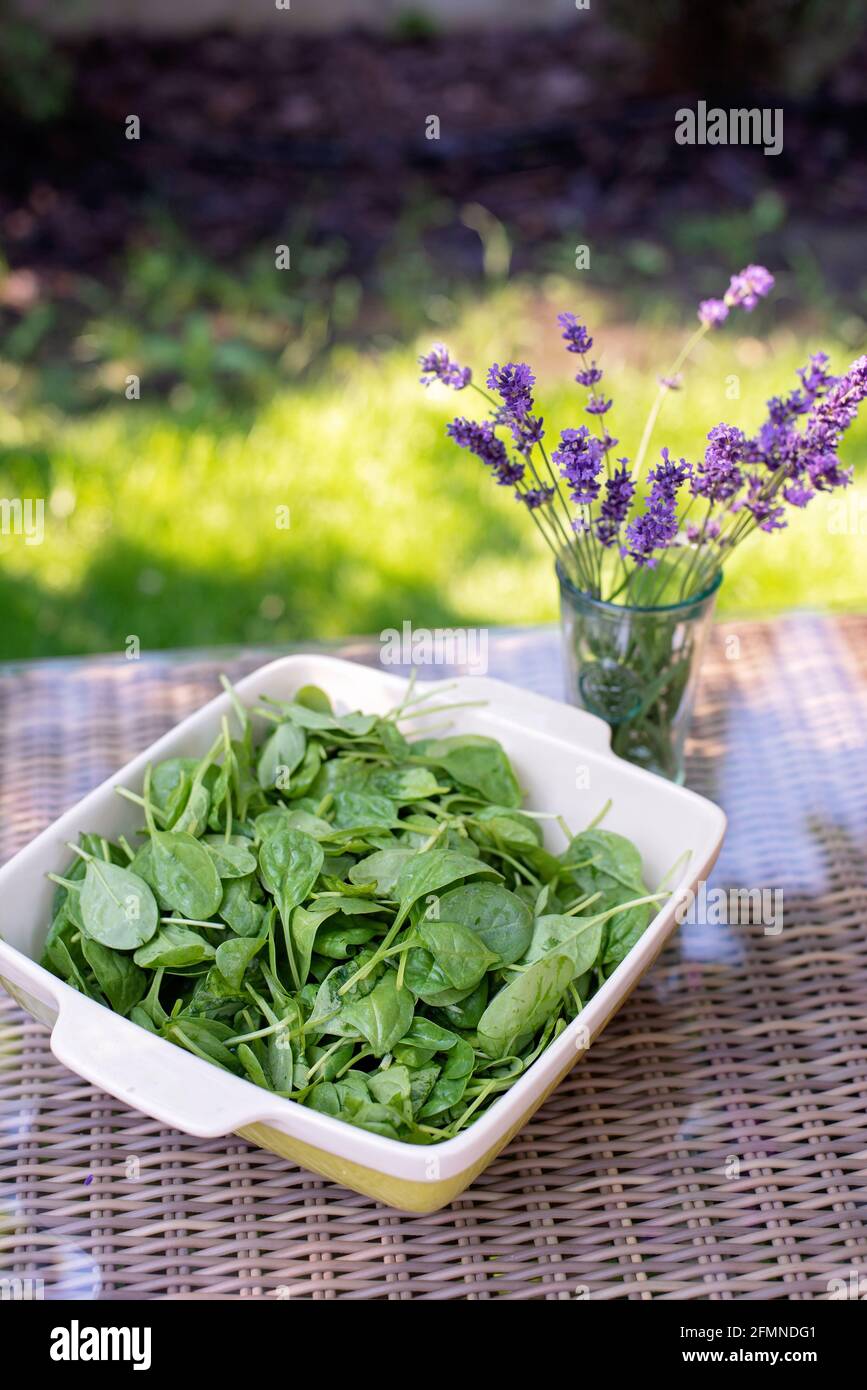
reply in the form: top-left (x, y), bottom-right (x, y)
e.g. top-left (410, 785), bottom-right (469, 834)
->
top-left (1, 616), bottom-right (866, 1301)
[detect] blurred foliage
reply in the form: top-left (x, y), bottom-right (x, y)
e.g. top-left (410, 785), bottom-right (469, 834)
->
top-left (389, 9), bottom-right (441, 43)
top-left (0, 230), bottom-right (865, 661)
top-left (5, 193), bottom-right (867, 420)
top-left (0, 218), bottom-right (359, 419)
top-left (605, 0), bottom-right (867, 94)
top-left (0, 4), bottom-right (70, 122)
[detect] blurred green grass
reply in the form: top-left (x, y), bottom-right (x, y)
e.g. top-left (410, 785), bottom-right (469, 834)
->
top-left (0, 269), bottom-right (865, 661)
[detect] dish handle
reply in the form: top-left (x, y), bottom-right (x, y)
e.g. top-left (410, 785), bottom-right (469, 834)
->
top-left (50, 989), bottom-right (272, 1137)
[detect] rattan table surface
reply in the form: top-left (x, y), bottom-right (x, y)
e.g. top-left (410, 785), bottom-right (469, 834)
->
top-left (1, 616), bottom-right (866, 1301)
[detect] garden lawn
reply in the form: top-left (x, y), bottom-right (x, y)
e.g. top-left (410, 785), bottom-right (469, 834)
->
top-left (0, 280), bottom-right (864, 661)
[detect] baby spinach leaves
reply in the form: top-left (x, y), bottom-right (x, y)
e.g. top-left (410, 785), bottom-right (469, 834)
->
top-left (164, 1017), bottom-right (243, 1075)
top-left (522, 914), bottom-right (604, 974)
top-left (78, 858), bottom-right (159, 950)
top-left (416, 920), bottom-right (497, 991)
top-left (151, 830), bottom-right (223, 921)
top-left (347, 847), bottom-right (416, 897)
top-left (140, 773), bottom-right (223, 922)
top-left (149, 757), bottom-right (200, 825)
top-left (257, 721), bottom-right (307, 791)
top-left (258, 826), bottom-right (324, 921)
top-left (393, 848), bottom-right (500, 928)
top-left (341, 972), bottom-right (414, 1057)
top-left (215, 934), bottom-right (266, 991)
top-left (418, 1038), bottom-right (475, 1118)
top-left (416, 734), bottom-right (522, 808)
top-left (292, 901), bottom-right (339, 983)
top-left (434, 882), bottom-right (532, 963)
top-left (404, 947), bottom-right (477, 1007)
top-left (561, 828), bottom-right (646, 897)
top-left (365, 766), bottom-right (444, 803)
top-left (219, 877), bottom-right (266, 937)
top-left (258, 826), bottom-right (324, 986)
top-left (558, 828), bottom-right (652, 975)
top-left (80, 938), bottom-right (147, 1014)
top-left (134, 922), bottom-right (216, 970)
top-left (40, 675), bottom-right (670, 1147)
top-left (477, 954), bottom-right (575, 1059)
top-left (330, 791), bottom-right (398, 832)
top-left (203, 836), bottom-right (257, 879)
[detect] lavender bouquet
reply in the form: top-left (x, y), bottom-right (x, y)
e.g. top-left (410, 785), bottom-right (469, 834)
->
top-left (420, 269), bottom-right (867, 779)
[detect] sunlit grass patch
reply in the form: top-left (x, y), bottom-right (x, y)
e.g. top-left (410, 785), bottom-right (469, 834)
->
top-left (0, 277), bottom-right (863, 660)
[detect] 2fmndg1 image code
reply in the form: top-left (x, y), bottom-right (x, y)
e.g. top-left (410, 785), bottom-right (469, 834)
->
top-left (680, 1324), bottom-right (818, 1366)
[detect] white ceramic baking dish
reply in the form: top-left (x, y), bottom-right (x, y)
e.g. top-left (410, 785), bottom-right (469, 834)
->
top-left (0, 655), bottom-right (725, 1211)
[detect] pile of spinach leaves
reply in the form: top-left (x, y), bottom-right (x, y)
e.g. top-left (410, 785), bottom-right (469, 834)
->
top-left (41, 676), bottom-right (666, 1144)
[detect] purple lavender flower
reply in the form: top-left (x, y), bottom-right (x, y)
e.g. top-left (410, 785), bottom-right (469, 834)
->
top-left (809, 354), bottom-right (867, 442)
top-left (419, 343), bottom-right (471, 389)
top-left (486, 362), bottom-right (535, 421)
top-left (698, 298), bottom-right (729, 328)
top-left (521, 486), bottom-right (555, 510)
top-left (425, 293), bottom-right (867, 595)
top-left (659, 374), bottom-right (683, 391)
top-left (596, 462), bottom-right (635, 547)
top-left (648, 448), bottom-right (693, 498)
top-left (797, 351), bottom-right (834, 401)
top-left (765, 396), bottom-right (791, 426)
top-left (624, 505), bottom-right (676, 566)
top-left (744, 418), bottom-right (799, 473)
top-left (697, 266), bottom-right (774, 327)
top-left (624, 449), bottom-right (691, 565)
top-left (557, 312), bottom-right (593, 355)
top-left (564, 329), bottom-right (616, 426)
top-left (783, 481), bottom-right (814, 507)
top-left (509, 413), bottom-right (545, 455)
top-left (724, 265), bottom-right (775, 312)
top-left (575, 364), bottom-right (603, 388)
top-left (735, 476), bottom-right (786, 531)
top-left (747, 354), bottom-right (866, 503)
top-left (692, 424), bottom-right (746, 502)
top-left (805, 450), bottom-right (853, 493)
top-left (552, 426), bottom-right (605, 505)
top-left (766, 353), bottom-right (837, 428)
top-left (686, 519), bottom-right (721, 543)
top-left (447, 417), bottom-right (506, 467)
top-left (446, 417), bottom-right (525, 487)
top-left (498, 460), bottom-right (527, 487)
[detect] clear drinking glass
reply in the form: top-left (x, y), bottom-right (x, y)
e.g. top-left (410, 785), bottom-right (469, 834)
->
top-left (557, 559), bottom-right (722, 783)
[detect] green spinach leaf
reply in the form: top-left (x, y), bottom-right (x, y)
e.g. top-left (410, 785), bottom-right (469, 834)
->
top-left (257, 722), bottom-right (307, 791)
top-left (79, 860), bottom-right (159, 950)
top-left (393, 848), bottom-right (500, 928)
top-left (417, 735), bottom-right (521, 807)
top-left (477, 954), bottom-right (575, 1059)
top-left (80, 938), bottom-right (147, 1014)
top-left (151, 829), bottom-right (223, 921)
top-left (340, 971), bottom-right (415, 1057)
top-left (435, 882), bottom-right (532, 963)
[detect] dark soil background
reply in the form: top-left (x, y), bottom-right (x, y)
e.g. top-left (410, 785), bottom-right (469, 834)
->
top-left (2, 15), bottom-right (866, 291)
